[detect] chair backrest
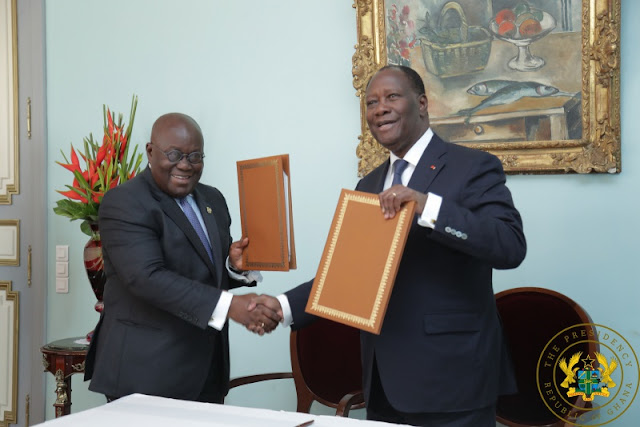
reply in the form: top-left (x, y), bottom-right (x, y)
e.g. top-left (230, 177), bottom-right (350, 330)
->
top-left (495, 287), bottom-right (598, 427)
top-left (290, 317), bottom-right (364, 413)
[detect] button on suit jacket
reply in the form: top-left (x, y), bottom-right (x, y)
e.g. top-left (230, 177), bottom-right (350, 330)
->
top-left (286, 134), bottom-right (525, 413)
top-left (85, 168), bottom-right (254, 400)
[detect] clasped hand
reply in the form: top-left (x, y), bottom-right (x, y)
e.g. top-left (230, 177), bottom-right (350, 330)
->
top-left (379, 184), bottom-right (428, 219)
top-left (228, 293), bottom-right (283, 336)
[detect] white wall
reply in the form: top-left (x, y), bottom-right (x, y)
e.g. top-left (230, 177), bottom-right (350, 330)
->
top-left (44, 0), bottom-right (640, 423)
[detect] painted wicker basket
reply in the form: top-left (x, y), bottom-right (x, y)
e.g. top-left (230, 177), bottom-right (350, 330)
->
top-left (419, 1), bottom-right (491, 78)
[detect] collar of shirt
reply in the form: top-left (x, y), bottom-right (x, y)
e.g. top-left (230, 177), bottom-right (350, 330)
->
top-left (384, 127), bottom-right (434, 189)
top-left (175, 193), bottom-right (196, 209)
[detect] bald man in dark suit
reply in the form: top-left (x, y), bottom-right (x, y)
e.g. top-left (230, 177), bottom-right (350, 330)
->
top-left (85, 113), bottom-right (280, 403)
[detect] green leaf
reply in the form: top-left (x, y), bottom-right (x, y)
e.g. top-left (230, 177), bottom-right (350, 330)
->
top-left (80, 220), bottom-right (95, 237)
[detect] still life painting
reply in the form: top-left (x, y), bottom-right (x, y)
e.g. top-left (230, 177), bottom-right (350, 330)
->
top-left (352, 0), bottom-right (620, 175)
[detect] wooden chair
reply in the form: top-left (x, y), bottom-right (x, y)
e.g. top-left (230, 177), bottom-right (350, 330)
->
top-left (495, 287), bottom-right (598, 427)
top-left (229, 318), bottom-right (365, 417)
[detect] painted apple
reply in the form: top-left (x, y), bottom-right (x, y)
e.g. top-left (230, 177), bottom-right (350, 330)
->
top-left (519, 18), bottom-right (542, 37)
top-left (498, 21), bottom-right (517, 37)
top-left (495, 8), bottom-right (516, 26)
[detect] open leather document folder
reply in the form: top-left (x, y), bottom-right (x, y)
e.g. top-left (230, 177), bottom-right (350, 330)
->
top-left (236, 154), bottom-right (296, 271)
top-left (305, 189), bottom-right (416, 334)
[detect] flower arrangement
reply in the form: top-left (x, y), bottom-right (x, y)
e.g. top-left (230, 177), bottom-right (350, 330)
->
top-left (53, 95), bottom-right (144, 237)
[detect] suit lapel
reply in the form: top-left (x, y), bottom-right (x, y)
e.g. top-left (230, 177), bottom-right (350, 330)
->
top-left (361, 160), bottom-right (390, 194)
top-left (143, 169), bottom-right (219, 282)
top-left (193, 188), bottom-right (223, 286)
top-left (408, 134), bottom-right (447, 194)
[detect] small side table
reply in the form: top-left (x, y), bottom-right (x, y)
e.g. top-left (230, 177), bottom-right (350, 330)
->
top-left (41, 337), bottom-right (89, 417)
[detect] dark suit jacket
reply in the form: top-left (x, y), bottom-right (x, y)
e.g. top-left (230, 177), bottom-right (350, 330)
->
top-left (85, 168), bottom-right (253, 400)
top-left (286, 134), bottom-right (525, 413)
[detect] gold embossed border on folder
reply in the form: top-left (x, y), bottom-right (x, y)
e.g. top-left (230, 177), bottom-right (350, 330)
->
top-left (306, 189), bottom-right (415, 334)
top-left (352, 0), bottom-right (620, 175)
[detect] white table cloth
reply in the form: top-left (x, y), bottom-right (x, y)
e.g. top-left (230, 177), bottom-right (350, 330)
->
top-left (35, 393), bottom-right (406, 427)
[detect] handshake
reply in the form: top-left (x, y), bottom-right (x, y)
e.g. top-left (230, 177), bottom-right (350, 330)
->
top-left (228, 293), bottom-right (284, 335)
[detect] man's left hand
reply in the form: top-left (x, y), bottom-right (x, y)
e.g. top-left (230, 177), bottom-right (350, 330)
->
top-left (229, 237), bottom-right (249, 271)
top-left (379, 185), bottom-right (427, 219)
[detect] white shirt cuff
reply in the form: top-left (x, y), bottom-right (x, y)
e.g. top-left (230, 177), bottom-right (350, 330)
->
top-left (417, 192), bottom-right (442, 229)
top-left (277, 294), bottom-right (293, 327)
top-left (208, 291), bottom-right (233, 330)
top-left (226, 257), bottom-right (263, 283)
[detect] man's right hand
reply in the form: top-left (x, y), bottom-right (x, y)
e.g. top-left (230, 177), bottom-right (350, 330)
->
top-left (228, 293), bottom-right (281, 335)
top-left (247, 295), bottom-right (283, 335)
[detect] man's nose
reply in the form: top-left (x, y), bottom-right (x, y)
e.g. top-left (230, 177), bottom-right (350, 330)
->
top-left (374, 100), bottom-right (390, 115)
top-left (176, 156), bottom-right (193, 168)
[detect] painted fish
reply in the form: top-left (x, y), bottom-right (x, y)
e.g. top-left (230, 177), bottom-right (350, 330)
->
top-left (466, 80), bottom-right (576, 98)
top-left (458, 81), bottom-right (575, 122)
top-left (466, 80), bottom-right (516, 96)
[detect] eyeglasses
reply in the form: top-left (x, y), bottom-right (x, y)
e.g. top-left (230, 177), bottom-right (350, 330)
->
top-left (151, 142), bottom-right (205, 164)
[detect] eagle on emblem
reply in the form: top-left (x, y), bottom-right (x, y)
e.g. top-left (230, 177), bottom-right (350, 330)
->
top-left (595, 352), bottom-right (618, 388)
top-left (559, 351), bottom-right (582, 388)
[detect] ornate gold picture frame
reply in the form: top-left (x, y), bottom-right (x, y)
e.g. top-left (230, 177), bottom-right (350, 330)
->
top-left (352, 0), bottom-right (620, 176)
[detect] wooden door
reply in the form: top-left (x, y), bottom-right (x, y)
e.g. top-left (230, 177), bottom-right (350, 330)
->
top-left (0, 0), bottom-right (47, 425)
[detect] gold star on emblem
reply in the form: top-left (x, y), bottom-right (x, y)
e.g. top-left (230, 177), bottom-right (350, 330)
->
top-left (582, 354), bottom-right (595, 370)
top-left (206, 207), bottom-right (212, 214)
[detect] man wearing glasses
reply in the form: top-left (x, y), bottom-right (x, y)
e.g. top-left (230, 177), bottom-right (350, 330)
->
top-left (84, 113), bottom-right (280, 403)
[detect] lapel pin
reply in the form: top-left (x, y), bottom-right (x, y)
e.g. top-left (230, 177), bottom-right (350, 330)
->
top-left (430, 165), bottom-right (436, 170)
top-left (206, 207), bottom-right (212, 214)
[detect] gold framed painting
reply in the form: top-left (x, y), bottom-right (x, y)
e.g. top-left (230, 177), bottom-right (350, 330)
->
top-left (352, 0), bottom-right (620, 175)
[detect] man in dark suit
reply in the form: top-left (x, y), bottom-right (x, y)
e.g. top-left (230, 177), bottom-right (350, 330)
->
top-left (85, 113), bottom-right (280, 404)
top-left (254, 66), bottom-right (526, 425)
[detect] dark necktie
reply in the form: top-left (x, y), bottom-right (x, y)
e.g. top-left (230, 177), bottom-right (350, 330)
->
top-left (392, 159), bottom-right (409, 186)
top-left (179, 197), bottom-right (214, 262)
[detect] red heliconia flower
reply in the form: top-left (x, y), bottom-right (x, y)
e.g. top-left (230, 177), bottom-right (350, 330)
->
top-left (57, 161), bottom-right (80, 173)
top-left (96, 143), bottom-right (107, 166)
top-left (119, 132), bottom-right (128, 161)
top-left (54, 96), bottom-right (142, 231)
top-left (58, 189), bottom-right (88, 204)
top-left (107, 109), bottom-right (114, 136)
top-left (70, 145), bottom-right (80, 168)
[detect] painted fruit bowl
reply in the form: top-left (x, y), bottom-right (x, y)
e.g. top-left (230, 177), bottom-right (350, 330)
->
top-left (489, 10), bottom-right (557, 71)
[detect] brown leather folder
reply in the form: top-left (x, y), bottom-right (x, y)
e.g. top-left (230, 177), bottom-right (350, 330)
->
top-left (305, 189), bottom-right (416, 334)
top-left (237, 154), bottom-right (296, 271)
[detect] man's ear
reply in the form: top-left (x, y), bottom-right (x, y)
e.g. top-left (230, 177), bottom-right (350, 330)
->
top-left (418, 94), bottom-right (429, 117)
top-left (145, 142), bottom-right (153, 162)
